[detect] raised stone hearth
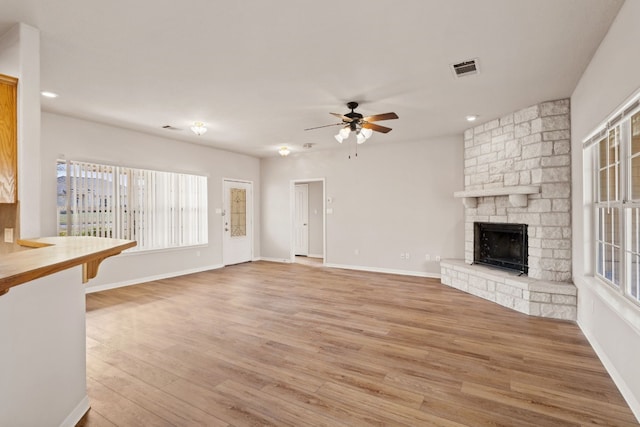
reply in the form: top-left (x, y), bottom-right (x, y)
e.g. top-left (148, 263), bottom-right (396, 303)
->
top-left (441, 260), bottom-right (576, 320)
top-left (441, 98), bottom-right (575, 319)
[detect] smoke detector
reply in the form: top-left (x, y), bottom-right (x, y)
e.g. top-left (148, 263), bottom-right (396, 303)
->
top-left (451, 58), bottom-right (479, 78)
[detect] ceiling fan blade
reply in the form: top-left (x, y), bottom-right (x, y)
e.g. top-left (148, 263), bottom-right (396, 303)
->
top-left (330, 112), bottom-right (353, 122)
top-left (362, 122), bottom-right (392, 133)
top-left (362, 112), bottom-right (398, 122)
top-left (304, 122), bottom-right (343, 131)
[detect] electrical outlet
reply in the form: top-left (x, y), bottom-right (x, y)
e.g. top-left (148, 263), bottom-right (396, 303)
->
top-left (4, 228), bottom-right (13, 243)
top-left (400, 253), bottom-right (405, 259)
top-left (435, 255), bottom-right (441, 262)
top-left (406, 253), bottom-right (410, 260)
top-left (425, 254), bottom-right (431, 261)
top-left (354, 249), bottom-right (359, 255)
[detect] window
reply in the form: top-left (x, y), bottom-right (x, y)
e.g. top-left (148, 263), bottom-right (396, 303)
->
top-left (57, 160), bottom-right (207, 252)
top-left (589, 104), bottom-right (640, 304)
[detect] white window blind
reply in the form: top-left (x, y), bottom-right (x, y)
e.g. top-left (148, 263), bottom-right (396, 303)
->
top-left (57, 160), bottom-right (208, 251)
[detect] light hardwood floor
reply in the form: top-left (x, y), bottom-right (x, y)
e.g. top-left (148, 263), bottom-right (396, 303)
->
top-left (80, 261), bottom-right (637, 426)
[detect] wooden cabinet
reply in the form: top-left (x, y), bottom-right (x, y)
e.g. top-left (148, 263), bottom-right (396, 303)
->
top-left (0, 74), bottom-right (17, 204)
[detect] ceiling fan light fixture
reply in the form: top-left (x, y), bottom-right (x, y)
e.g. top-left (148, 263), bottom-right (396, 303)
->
top-left (361, 128), bottom-right (373, 139)
top-left (339, 127), bottom-right (351, 139)
top-left (190, 121), bottom-right (207, 135)
top-left (278, 146), bottom-right (290, 157)
top-left (356, 132), bottom-right (366, 144)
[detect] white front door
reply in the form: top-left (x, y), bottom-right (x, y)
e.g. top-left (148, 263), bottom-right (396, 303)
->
top-left (222, 179), bottom-right (253, 266)
top-left (294, 184), bottom-right (309, 256)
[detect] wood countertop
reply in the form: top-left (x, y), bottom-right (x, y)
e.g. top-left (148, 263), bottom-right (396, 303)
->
top-left (0, 236), bottom-right (136, 295)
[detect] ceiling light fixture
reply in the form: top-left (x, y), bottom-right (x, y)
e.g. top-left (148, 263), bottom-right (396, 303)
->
top-left (466, 115), bottom-right (478, 122)
top-left (278, 146), bottom-right (290, 157)
top-left (41, 91), bottom-right (59, 98)
top-left (336, 125), bottom-right (374, 144)
top-left (334, 127), bottom-right (351, 143)
top-left (190, 121), bottom-right (207, 136)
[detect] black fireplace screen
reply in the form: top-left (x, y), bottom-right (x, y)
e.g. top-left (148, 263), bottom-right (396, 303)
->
top-left (474, 222), bottom-right (528, 274)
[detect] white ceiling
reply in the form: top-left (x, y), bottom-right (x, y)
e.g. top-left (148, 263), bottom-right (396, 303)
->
top-left (0, 0), bottom-right (624, 157)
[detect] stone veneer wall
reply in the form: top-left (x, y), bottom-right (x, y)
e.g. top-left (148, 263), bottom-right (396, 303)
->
top-left (463, 99), bottom-right (571, 282)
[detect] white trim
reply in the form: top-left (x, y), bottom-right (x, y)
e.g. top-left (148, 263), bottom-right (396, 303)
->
top-left (324, 263), bottom-right (441, 279)
top-left (582, 86), bottom-right (640, 144)
top-left (222, 178), bottom-right (254, 266)
top-left (579, 318), bottom-right (640, 421)
top-left (578, 275), bottom-right (640, 335)
top-left (289, 178), bottom-right (326, 264)
top-left (575, 275), bottom-right (640, 421)
top-left (307, 253), bottom-right (324, 259)
top-left (258, 257), bottom-right (292, 263)
top-left (59, 395), bottom-right (90, 427)
top-left (85, 264), bottom-right (223, 293)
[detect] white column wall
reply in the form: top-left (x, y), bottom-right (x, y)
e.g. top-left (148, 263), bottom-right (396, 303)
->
top-left (571, 0), bottom-right (640, 418)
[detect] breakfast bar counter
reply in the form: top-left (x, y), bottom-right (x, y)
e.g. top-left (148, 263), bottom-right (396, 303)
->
top-left (0, 236), bottom-right (136, 295)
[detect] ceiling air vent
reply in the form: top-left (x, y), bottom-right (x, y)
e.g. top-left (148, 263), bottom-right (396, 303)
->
top-left (161, 125), bottom-right (181, 131)
top-left (451, 58), bottom-right (479, 78)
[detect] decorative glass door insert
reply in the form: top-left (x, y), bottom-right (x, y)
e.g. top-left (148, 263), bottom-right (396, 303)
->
top-left (230, 188), bottom-right (246, 237)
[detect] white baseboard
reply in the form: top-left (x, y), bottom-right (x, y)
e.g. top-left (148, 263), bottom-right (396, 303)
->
top-left (60, 395), bottom-right (90, 427)
top-left (307, 253), bottom-right (324, 259)
top-left (257, 257), bottom-right (292, 263)
top-left (323, 263), bottom-right (441, 279)
top-left (578, 320), bottom-right (640, 421)
top-left (85, 264), bottom-right (224, 294)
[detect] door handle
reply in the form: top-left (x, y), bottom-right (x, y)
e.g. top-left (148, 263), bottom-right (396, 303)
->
top-left (303, 223), bottom-right (307, 226)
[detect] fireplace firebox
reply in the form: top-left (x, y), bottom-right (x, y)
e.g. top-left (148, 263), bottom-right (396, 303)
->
top-left (474, 222), bottom-right (528, 275)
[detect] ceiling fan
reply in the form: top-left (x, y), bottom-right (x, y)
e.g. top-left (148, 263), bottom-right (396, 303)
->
top-left (305, 101), bottom-right (399, 144)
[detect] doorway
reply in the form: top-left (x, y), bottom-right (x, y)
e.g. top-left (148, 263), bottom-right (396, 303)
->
top-left (290, 178), bottom-right (325, 264)
top-left (222, 179), bottom-right (253, 266)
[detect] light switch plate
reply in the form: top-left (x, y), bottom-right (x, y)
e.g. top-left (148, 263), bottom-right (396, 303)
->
top-left (4, 228), bottom-right (14, 243)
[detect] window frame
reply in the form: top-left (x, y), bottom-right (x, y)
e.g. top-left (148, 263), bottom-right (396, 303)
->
top-left (56, 159), bottom-right (208, 253)
top-left (589, 101), bottom-right (640, 307)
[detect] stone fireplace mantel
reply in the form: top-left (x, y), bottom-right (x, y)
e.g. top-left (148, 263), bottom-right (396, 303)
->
top-left (454, 185), bottom-right (540, 208)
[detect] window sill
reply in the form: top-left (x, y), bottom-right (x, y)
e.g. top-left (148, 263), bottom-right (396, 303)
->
top-left (120, 243), bottom-right (209, 257)
top-left (576, 275), bottom-right (640, 333)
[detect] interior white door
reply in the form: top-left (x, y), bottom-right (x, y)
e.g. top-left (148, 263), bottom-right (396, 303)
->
top-left (294, 184), bottom-right (309, 256)
top-left (223, 180), bottom-right (253, 266)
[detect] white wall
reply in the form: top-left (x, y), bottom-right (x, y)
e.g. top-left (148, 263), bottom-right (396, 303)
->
top-left (41, 112), bottom-right (261, 290)
top-left (308, 181), bottom-right (323, 257)
top-left (571, 0), bottom-right (640, 418)
top-left (0, 23), bottom-right (41, 238)
top-left (0, 268), bottom-right (88, 427)
top-left (261, 137), bottom-right (464, 276)
top-left (0, 24), bottom-right (87, 427)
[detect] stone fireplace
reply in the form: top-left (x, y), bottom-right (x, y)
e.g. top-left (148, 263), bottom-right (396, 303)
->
top-left (474, 222), bottom-right (528, 275)
top-left (440, 99), bottom-right (577, 320)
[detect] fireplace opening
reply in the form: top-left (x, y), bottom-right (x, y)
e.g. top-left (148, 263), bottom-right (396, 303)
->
top-left (474, 222), bottom-right (528, 275)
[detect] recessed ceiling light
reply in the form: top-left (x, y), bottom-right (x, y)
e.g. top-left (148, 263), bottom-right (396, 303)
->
top-left (41, 91), bottom-right (59, 98)
top-left (278, 146), bottom-right (291, 157)
top-left (466, 115), bottom-right (478, 122)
